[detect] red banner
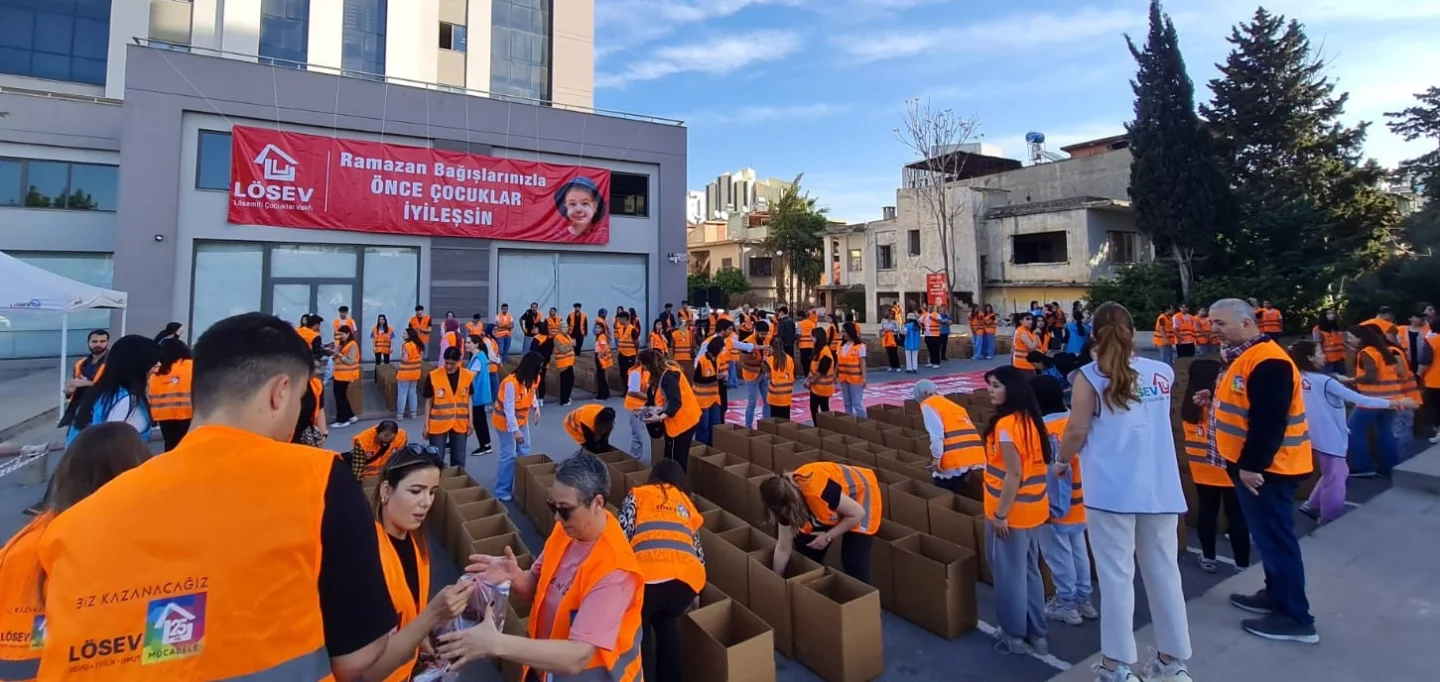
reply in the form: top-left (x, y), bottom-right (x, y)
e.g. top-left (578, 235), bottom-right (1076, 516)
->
top-left (226, 126), bottom-right (612, 244)
top-left (926, 273), bottom-right (949, 306)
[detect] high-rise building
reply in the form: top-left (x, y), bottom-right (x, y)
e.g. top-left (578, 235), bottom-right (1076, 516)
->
top-left (0, 0), bottom-right (594, 108)
top-left (702, 168), bottom-right (790, 219)
top-left (686, 190), bottom-right (705, 224)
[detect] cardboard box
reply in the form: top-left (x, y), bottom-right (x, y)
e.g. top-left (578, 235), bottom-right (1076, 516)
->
top-left (721, 463), bottom-right (773, 528)
top-left (756, 417), bottom-right (785, 435)
top-left (527, 473), bottom-right (556, 535)
top-left (845, 442), bottom-right (878, 467)
top-left (711, 423), bottom-right (752, 458)
top-left (881, 428), bottom-right (916, 453)
top-left (774, 419), bottom-right (803, 443)
top-left (693, 451), bottom-right (749, 501)
top-left (679, 601), bottom-right (776, 682)
top-left (791, 572), bottom-right (884, 682)
top-left (606, 458), bottom-right (648, 504)
top-left (703, 527), bottom-right (776, 605)
top-left (692, 494), bottom-right (719, 516)
top-left (820, 434), bottom-right (856, 458)
top-left (927, 494), bottom-right (979, 555)
top-left (521, 462), bottom-right (557, 510)
top-left (701, 508), bottom-right (750, 534)
top-left (498, 608), bottom-right (527, 682)
top-left (771, 442), bottom-right (817, 474)
top-left (748, 434), bottom-right (777, 472)
top-left (688, 445), bottom-right (713, 494)
top-left (376, 363), bottom-right (398, 412)
top-left (795, 425), bottom-right (826, 451)
top-left (593, 450), bottom-right (633, 466)
top-left (623, 469), bottom-right (651, 501)
top-left (456, 498), bottom-right (504, 524)
top-left (699, 582), bottom-right (732, 607)
top-left (891, 534), bottom-right (978, 639)
top-left (886, 479), bottom-right (949, 533)
top-left (440, 476), bottom-right (477, 491)
top-left (455, 514), bottom-right (519, 565)
top-left (855, 421), bottom-right (886, 448)
top-left (869, 520), bottom-right (920, 609)
top-left (471, 532), bottom-right (531, 564)
top-left (512, 454), bottom-right (553, 506)
top-left (746, 547), bottom-right (825, 657)
top-left (816, 412), bottom-right (859, 437)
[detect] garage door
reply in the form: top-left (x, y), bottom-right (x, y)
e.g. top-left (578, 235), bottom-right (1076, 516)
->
top-left (496, 250), bottom-right (648, 337)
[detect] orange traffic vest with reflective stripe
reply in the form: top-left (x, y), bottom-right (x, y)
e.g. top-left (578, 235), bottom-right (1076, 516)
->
top-left (921, 395), bottom-right (984, 474)
top-left (649, 332), bottom-right (669, 356)
top-left (354, 426), bottom-right (408, 476)
top-left (671, 329), bottom-right (692, 362)
top-left (653, 368), bottom-right (702, 438)
top-left (616, 322), bottom-right (638, 357)
top-left (1196, 316), bottom-right (1214, 345)
top-left (495, 314), bottom-right (514, 338)
top-left (983, 412), bottom-right (1048, 529)
top-left (624, 367), bottom-right (651, 411)
top-left (148, 359), bottom-right (193, 422)
top-left (1152, 314), bottom-right (1173, 347)
top-left (838, 343), bottom-right (865, 385)
top-left (409, 315), bottom-right (432, 345)
top-left (527, 513), bottom-right (643, 682)
top-left (1175, 314), bottom-right (1195, 345)
top-left (693, 357), bottom-right (721, 409)
top-left (629, 484), bottom-right (705, 592)
top-left (333, 341), bottom-right (360, 382)
top-left (1423, 335), bottom-right (1440, 389)
top-left (1012, 328), bottom-right (1039, 369)
top-left (491, 375), bottom-right (535, 431)
top-left (798, 318), bottom-right (816, 349)
top-left (426, 367), bottom-right (474, 435)
top-left (1355, 347), bottom-right (1411, 400)
top-left (309, 376), bottom-right (325, 426)
top-left (766, 356), bottom-right (795, 407)
top-left (1182, 419), bottom-right (1230, 488)
top-left (36, 426), bottom-right (334, 680)
top-left (397, 341), bottom-right (423, 381)
top-left (0, 513), bottom-right (51, 681)
top-left (554, 334), bottom-right (576, 370)
top-left (1258, 308), bottom-right (1282, 334)
top-left (1042, 413), bottom-right (1084, 525)
top-left (74, 358), bottom-right (104, 382)
top-left (1315, 327), bottom-right (1344, 362)
top-left (375, 525), bottom-right (429, 682)
top-left (740, 333), bottom-right (765, 382)
top-left (1213, 340), bottom-right (1314, 476)
top-left (810, 347), bottom-right (837, 397)
top-left (595, 334), bottom-right (615, 369)
top-left (372, 326), bottom-right (393, 355)
top-left (297, 326), bottom-right (320, 349)
top-left (564, 404), bottom-right (605, 444)
top-left (483, 337), bottom-right (501, 372)
top-left (792, 462), bottom-right (882, 536)
top-left (333, 318), bottom-right (356, 339)
top-left (981, 313), bottom-right (997, 334)
top-left (567, 312), bottom-right (588, 338)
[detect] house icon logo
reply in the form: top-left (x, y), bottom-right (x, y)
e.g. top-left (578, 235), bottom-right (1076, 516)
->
top-left (254, 143), bottom-right (298, 182)
top-left (143, 593), bottom-right (208, 663)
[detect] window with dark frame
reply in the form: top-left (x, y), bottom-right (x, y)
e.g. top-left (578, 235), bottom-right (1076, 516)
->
top-left (1011, 231), bottom-right (1069, 264)
top-left (609, 172), bottom-right (649, 217)
top-left (1108, 230), bottom-right (1139, 264)
top-left (196, 130), bottom-right (233, 190)
top-left (848, 248), bottom-right (862, 272)
top-left (0, 0), bottom-right (111, 86)
top-left (877, 244), bottom-right (895, 270)
top-left (721, 257), bottom-right (733, 270)
top-left (748, 257), bottom-right (773, 277)
top-left (0, 157), bottom-right (118, 211)
top-left (907, 229), bottom-right (921, 256)
top-left (439, 22), bottom-right (467, 52)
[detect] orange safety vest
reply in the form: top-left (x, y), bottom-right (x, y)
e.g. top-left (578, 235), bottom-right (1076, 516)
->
top-left (353, 425), bottom-right (408, 476)
top-left (372, 326), bottom-right (393, 355)
top-left (616, 323), bottom-right (638, 357)
top-left (36, 425), bottom-right (334, 680)
top-left (1355, 346), bottom-right (1412, 400)
top-left (1175, 314), bottom-right (1196, 345)
top-left (1152, 314), bottom-right (1173, 347)
top-left (0, 513), bottom-right (51, 681)
top-left (409, 315), bottom-right (432, 345)
top-left (827, 325), bottom-right (843, 354)
top-left (1182, 419), bottom-right (1230, 488)
top-left (333, 341), bottom-right (360, 382)
top-left (798, 318), bottom-right (817, 349)
top-left (1042, 413), bottom-right (1083, 525)
top-left (595, 317), bottom-right (611, 342)
top-left (397, 342), bottom-right (423, 381)
top-left (554, 334), bottom-right (576, 370)
top-left (671, 329), bottom-right (693, 363)
top-left (425, 367), bottom-right (474, 436)
top-left (308, 376), bottom-right (324, 426)
top-left (495, 314), bottom-right (514, 339)
top-left (490, 375), bottom-right (535, 431)
top-left (546, 316), bottom-right (563, 336)
top-left (766, 355), bottom-right (795, 407)
top-left (483, 337), bottom-right (501, 372)
top-left (1012, 328), bottom-right (1039, 369)
top-left (563, 404), bottom-right (605, 445)
top-left (1259, 308), bottom-right (1283, 335)
top-left (982, 313), bottom-right (998, 334)
top-left (1315, 327), bottom-right (1345, 363)
top-left (921, 395), bottom-right (984, 473)
top-left (465, 321), bottom-right (485, 339)
top-left (693, 356), bottom-right (721, 409)
top-left (792, 462), bottom-right (882, 535)
top-left (147, 359), bottom-right (194, 422)
top-left (595, 334), bottom-right (615, 370)
top-left (740, 333), bottom-right (766, 382)
top-left (983, 412), bottom-right (1048, 529)
top-left (1196, 316), bottom-right (1213, 345)
top-left (624, 367), bottom-right (651, 411)
top-left (809, 347), bottom-right (836, 398)
top-left (73, 357), bottom-right (105, 382)
top-left (526, 513), bottom-right (643, 682)
top-left (881, 329), bottom-right (896, 348)
top-left (1424, 335), bottom-right (1440, 390)
top-left (628, 484), bottom-right (705, 593)
top-left (649, 331), bottom-right (669, 356)
top-left (332, 318), bottom-right (357, 339)
top-left (297, 326), bottom-right (320, 349)
top-left (442, 330), bottom-right (462, 351)
top-left (1213, 340), bottom-right (1314, 476)
top-left (567, 311), bottom-right (588, 337)
top-left (653, 368), bottom-right (702, 438)
top-left (375, 524), bottom-right (429, 682)
top-left (837, 343), bottom-right (865, 385)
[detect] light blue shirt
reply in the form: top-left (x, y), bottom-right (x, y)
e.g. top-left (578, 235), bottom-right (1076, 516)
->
top-left (66, 387), bottom-right (152, 446)
top-left (1064, 322), bottom-right (1088, 354)
top-left (903, 321), bottom-right (922, 351)
top-left (467, 354), bottom-right (492, 406)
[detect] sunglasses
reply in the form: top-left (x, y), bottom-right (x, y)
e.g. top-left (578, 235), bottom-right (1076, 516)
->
top-left (383, 444), bottom-right (443, 473)
top-left (546, 496), bottom-right (597, 521)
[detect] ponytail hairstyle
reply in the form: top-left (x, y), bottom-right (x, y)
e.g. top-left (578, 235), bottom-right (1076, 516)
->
top-left (759, 472), bottom-right (811, 529)
top-left (1349, 324), bottom-right (1396, 366)
top-left (1089, 302), bottom-right (1140, 411)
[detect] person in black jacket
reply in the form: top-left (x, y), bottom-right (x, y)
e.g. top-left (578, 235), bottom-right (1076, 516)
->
top-left (530, 321), bottom-right (555, 402)
top-left (777, 306), bottom-right (798, 362)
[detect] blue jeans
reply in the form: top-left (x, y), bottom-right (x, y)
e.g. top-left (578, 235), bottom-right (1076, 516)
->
top-left (840, 382), bottom-right (867, 417)
top-left (696, 404), bottom-right (723, 446)
top-left (494, 424), bottom-right (531, 501)
top-left (1159, 346), bottom-right (1175, 366)
top-left (987, 521), bottom-right (1047, 640)
top-left (396, 380), bottom-right (419, 416)
top-left (629, 412), bottom-right (648, 462)
top-left (1041, 524), bottom-right (1093, 607)
top-left (500, 337), bottom-right (512, 357)
top-left (1348, 408), bottom-right (1397, 475)
top-left (1234, 474), bottom-right (1313, 626)
top-left (429, 431), bottom-right (468, 467)
top-left (745, 376), bottom-right (771, 427)
top-left (728, 362), bottom-right (740, 388)
top-left (489, 371), bottom-right (500, 404)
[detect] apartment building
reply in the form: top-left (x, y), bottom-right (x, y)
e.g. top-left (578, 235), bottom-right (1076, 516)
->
top-left (701, 168), bottom-right (790, 220)
top-left (686, 215), bottom-right (779, 307)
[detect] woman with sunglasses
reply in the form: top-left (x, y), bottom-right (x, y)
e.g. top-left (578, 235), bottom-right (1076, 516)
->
top-left (620, 460), bottom-right (705, 682)
top-left (442, 455), bottom-right (645, 679)
top-left (365, 444), bottom-right (475, 681)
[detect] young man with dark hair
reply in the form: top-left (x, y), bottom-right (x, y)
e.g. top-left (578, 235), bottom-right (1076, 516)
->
top-left (36, 312), bottom-right (446, 681)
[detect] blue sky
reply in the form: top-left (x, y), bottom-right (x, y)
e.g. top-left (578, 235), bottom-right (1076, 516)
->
top-left (590, 0), bottom-right (1440, 222)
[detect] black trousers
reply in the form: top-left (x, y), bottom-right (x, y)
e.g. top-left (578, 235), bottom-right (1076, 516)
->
top-left (574, 335), bottom-right (586, 353)
top-left (770, 405), bottom-right (790, 421)
top-left (1197, 483), bottom-right (1251, 567)
top-left (375, 352), bottom-right (390, 364)
top-left (783, 345), bottom-right (796, 367)
top-left (594, 355), bottom-right (612, 400)
top-left (799, 348), bottom-right (813, 377)
top-left (560, 368), bottom-right (575, 404)
top-left (795, 530), bottom-right (873, 584)
top-left (663, 427), bottom-right (696, 471)
top-left (925, 336), bottom-right (943, 365)
top-left (809, 394), bottom-right (830, 424)
top-left (158, 419), bottom-right (191, 452)
top-left (939, 335), bottom-right (948, 361)
top-left (886, 347), bottom-right (900, 369)
top-left (1177, 343), bottom-right (1196, 358)
top-left (470, 406), bottom-right (492, 452)
top-left (717, 380), bottom-right (729, 410)
top-left (1424, 388), bottom-right (1440, 430)
top-left (617, 354), bottom-right (635, 385)
top-left (642, 579), bottom-right (698, 682)
top-left (536, 363), bottom-right (549, 401)
top-left (333, 380), bottom-right (354, 423)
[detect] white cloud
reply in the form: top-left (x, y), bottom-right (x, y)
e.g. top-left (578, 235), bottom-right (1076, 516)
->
top-left (803, 171), bottom-right (904, 223)
top-left (595, 31), bottom-right (802, 88)
top-left (596, 0), bottom-right (804, 52)
top-left (1213, 0), bottom-right (1440, 23)
top-left (835, 7), bottom-right (1141, 62)
top-left (1324, 39), bottom-right (1440, 166)
top-left (684, 103), bottom-right (851, 125)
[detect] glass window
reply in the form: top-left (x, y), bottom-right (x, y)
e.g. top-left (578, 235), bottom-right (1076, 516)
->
top-left (271, 245), bottom-right (357, 278)
top-left (361, 247), bottom-right (419, 359)
top-left (192, 242), bottom-right (263, 339)
top-left (0, 252), bottom-right (113, 359)
top-left (342, 0), bottom-right (387, 77)
top-left (196, 130), bottom-right (233, 190)
top-left (0, 0), bottom-right (109, 85)
top-left (0, 159), bottom-right (20, 206)
top-left (490, 0), bottom-right (551, 102)
top-left (259, 0), bottom-right (310, 67)
top-left (609, 172), bottom-right (649, 218)
top-left (65, 164), bottom-right (117, 211)
top-left (907, 229), bottom-right (921, 256)
top-left (23, 161), bottom-right (68, 208)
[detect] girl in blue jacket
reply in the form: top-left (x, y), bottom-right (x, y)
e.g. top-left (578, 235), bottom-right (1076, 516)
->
top-left (903, 313), bottom-right (922, 373)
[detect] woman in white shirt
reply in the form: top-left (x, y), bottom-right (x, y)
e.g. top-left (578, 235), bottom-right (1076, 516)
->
top-left (1289, 339), bottom-right (1414, 523)
top-left (65, 335), bottom-right (162, 446)
top-left (1056, 302), bottom-right (1191, 682)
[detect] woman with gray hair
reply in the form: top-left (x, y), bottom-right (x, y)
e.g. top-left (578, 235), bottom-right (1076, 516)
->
top-left (914, 380), bottom-right (986, 492)
top-left (444, 454), bottom-right (647, 677)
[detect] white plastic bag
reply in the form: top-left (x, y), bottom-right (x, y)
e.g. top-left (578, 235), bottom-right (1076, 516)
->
top-left (411, 578), bottom-right (511, 681)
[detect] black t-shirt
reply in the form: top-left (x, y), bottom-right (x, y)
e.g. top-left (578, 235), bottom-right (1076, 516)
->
top-left (319, 459), bottom-right (401, 656)
top-left (795, 480), bottom-right (843, 536)
top-left (386, 532), bottom-right (422, 605)
top-left (421, 370), bottom-right (461, 399)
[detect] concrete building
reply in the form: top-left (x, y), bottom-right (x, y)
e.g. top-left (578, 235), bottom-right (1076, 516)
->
top-left (685, 215), bottom-right (779, 307)
top-left (701, 168), bottom-right (790, 220)
top-left (1, 37), bottom-right (683, 360)
top-left (823, 138), bottom-right (1151, 323)
top-left (0, 0), bottom-right (594, 109)
top-left (817, 222), bottom-right (869, 316)
top-left (686, 189), bottom-right (704, 224)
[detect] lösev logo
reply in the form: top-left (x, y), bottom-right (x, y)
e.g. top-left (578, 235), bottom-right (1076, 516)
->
top-left (143, 593), bottom-right (207, 664)
top-left (254, 144), bottom-right (297, 182)
top-left (1136, 372), bottom-right (1171, 400)
top-left (232, 141), bottom-right (315, 206)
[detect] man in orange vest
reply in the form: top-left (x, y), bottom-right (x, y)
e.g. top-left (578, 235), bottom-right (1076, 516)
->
top-left (1173, 304), bottom-right (1197, 358)
top-left (409, 305), bottom-right (433, 358)
top-left (333, 305), bottom-right (358, 342)
top-left (1204, 298), bottom-right (1318, 645)
top-left (36, 312), bottom-right (429, 680)
top-left (422, 346), bottom-right (475, 466)
top-left (1154, 305), bottom-right (1176, 366)
top-left (568, 303), bottom-right (590, 353)
top-left (495, 303), bottom-right (516, 357)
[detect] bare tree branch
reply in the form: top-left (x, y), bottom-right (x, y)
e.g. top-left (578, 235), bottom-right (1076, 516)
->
top-left (894, 98), bottom-right (981, 312)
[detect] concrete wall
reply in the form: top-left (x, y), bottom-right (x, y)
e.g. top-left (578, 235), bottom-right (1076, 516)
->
top-left (111, 44), bottom-right (685, 334)
top-left (954, 149), bottom-right (1131, 203)
top-left (1086, 208), bottom-right (1143, 280)
top-left (982, 208), bottom-right (1091, 286)
top-left (551, 0), bottom-right (595, 109)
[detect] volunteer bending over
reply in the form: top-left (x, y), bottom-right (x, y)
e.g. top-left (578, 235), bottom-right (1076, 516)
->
top-left (620, 460), bottom-right (706, 682)
top-left (443, 455), bottom-right (645, 680)
top-left (760, 461), bottom-right (882, 583)
top-left (564, 403), bottom-right (617, 456)
top-left (0, 423), bottom-right (149, 682)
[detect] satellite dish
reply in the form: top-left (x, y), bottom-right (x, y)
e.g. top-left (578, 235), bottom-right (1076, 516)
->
top-left (1024, 132), bottom-right (1046, 144)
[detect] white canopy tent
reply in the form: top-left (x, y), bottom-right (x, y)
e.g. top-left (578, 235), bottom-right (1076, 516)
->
top-left (0, 251), bottom-right (128, 399)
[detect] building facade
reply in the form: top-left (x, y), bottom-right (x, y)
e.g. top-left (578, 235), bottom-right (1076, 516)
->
top-left (1, 41), bottom-right (682, 360)
top-left (700, 168), bottom-right (790, 220)
top-left (685, 217), bottom-right (779, 308)
top-left (0, 0), bottom-right (594, 109)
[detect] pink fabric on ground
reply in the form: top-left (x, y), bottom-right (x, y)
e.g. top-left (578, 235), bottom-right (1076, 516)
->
top-left (530, 542), bottom-right (639, 652)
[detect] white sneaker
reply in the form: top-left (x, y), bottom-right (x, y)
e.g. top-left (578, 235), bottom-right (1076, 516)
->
top-left (329, 421), bottom-right (347, 429)
top-left (1142, 654), bottom-right (1193, 682)
top-left (348, 417), bottom-right (358, 424)
top-left (1429, 432), bottom-right (1440, 444)
top-left (1092, 663), bottom-right (1142, 682)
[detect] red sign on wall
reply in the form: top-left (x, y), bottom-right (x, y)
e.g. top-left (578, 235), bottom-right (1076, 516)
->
top-left (226, 126), bottom-right (612, 244)
top-left (926, 273), bottom-right (949, 306)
